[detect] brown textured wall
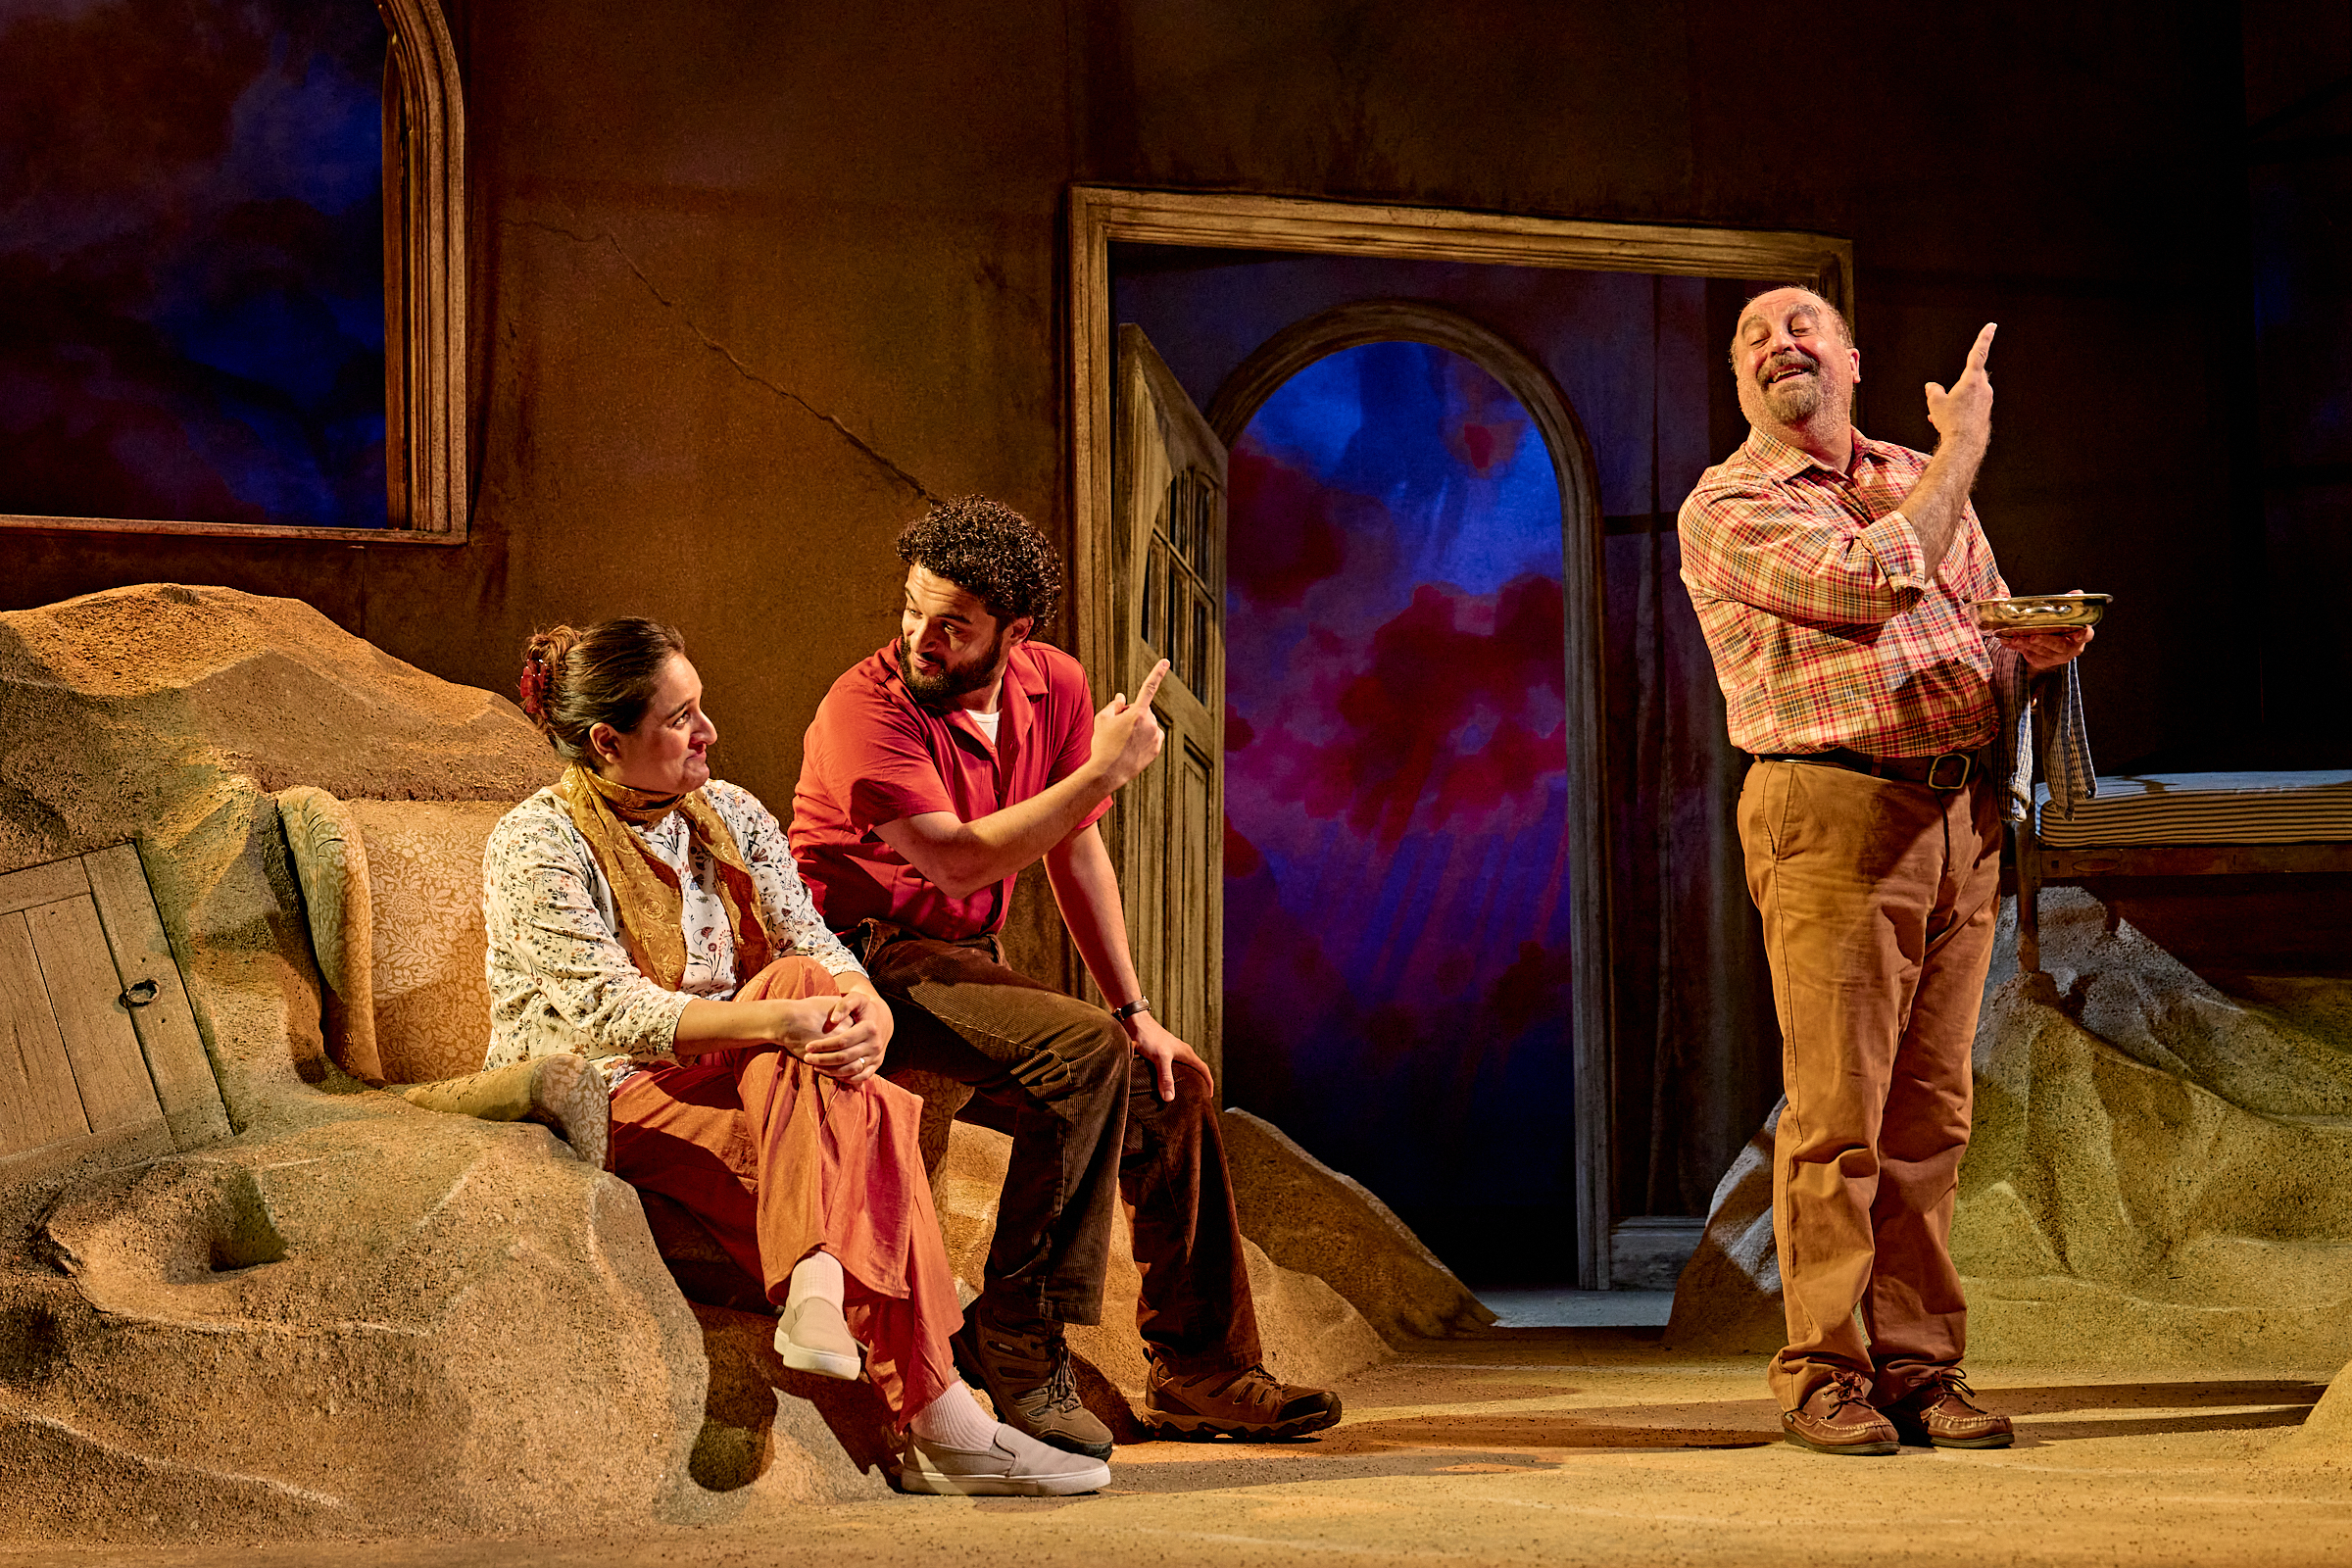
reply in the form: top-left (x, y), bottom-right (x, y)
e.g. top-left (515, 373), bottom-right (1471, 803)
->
top-left (2, 0), bottom-right (2256, 803)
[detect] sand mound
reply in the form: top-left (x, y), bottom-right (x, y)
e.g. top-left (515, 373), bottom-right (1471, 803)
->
top-left (0, 587), bottom-right (703, 1544)
top-left (0, 585), bottom-right (1404, 1542)
top-left (0, 584), bottom-right (556, 1116)
top-left (1221, 1108), bottom-right (1494, 1344)
top-left (1667, 891), bottom-right (2352, 1370)
top-left (2, 1114), bottom-right (704, 1541)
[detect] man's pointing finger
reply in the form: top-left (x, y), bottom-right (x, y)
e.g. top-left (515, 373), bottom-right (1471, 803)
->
top-left (1134, 659), bottom-right (1170, 710)
top-left (1966, 322), bottom-right (1997, 373)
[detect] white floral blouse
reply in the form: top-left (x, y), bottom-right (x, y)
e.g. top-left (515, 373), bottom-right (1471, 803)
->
top-left (481, 778), bottom-right (864, 1091)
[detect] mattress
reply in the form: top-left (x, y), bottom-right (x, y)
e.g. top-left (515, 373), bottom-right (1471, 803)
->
top-left (2034, 770), bottom-right (2352, 848)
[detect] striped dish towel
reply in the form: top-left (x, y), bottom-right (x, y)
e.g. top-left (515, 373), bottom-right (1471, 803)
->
top-left (1996, 649), bottom-right (2096, 823)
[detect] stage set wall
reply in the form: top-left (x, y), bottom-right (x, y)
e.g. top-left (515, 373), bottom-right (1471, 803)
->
top-left (3, 1), bottom-right (2323, 1230)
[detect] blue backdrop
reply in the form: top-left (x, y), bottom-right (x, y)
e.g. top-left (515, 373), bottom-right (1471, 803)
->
top-left (0, 0), bottom-right (388, 528)
top-left (1221, 339), bottom-right (1577, 1280)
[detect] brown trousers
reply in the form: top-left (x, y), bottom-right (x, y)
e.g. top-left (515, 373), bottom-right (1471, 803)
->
top-left (607, 956), bottom-right (961, 1427)
top-left (860, 924), bottom-right (1262, 1376)
top-left (1739, 759), bottom-right (2002, 1411)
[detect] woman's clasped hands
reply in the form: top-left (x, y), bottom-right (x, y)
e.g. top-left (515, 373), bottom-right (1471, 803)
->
top-left (773, 988), bottom-right (894, 1084)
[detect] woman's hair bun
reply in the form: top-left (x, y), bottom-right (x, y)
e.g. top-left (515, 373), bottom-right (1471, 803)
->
top-left (519, 624), bottom-right (577, 733)
top-left (516, 619), bottom-right (686, 760)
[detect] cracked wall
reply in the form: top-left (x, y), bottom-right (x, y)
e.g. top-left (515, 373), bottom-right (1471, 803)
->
top-left (2, 0), bottom-right (2262, 814)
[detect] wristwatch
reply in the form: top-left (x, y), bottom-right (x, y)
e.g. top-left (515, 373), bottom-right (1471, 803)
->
top-left (1109, 997), bottom-right (1152, 1023)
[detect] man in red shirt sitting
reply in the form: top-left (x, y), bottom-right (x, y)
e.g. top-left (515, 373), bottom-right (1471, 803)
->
top-left (792, 495), bottom-right (1341, 1458)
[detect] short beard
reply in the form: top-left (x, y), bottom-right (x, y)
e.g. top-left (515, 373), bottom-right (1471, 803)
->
top-left (1760, 372), bottom-right (1823, 422)
top-left (898, 626), bottom-right (1006, 706)
top-left (1756, 350), bottom-right (1828, 422)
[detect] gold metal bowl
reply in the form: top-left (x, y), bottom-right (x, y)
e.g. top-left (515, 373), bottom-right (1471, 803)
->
top-left (1974, 593), bottom-right (2110, 632)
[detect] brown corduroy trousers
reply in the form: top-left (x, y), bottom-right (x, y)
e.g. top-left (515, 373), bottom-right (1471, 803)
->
top-left (859, 924), bottom-right (1262, 1376)
top-left (1738, 758), bottom-right (2003, 1412)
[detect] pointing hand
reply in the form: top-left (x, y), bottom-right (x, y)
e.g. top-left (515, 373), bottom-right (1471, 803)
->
top-left (1925, 322), bottom-right (1996, 451)
top-left (1090, 659), bottom-right (1169, 787)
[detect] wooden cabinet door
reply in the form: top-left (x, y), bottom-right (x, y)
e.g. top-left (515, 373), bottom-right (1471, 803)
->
top-left (1108, 326), bottom-right (1228, 1083)
top-left (0, 846), bottom-right (228, 1183)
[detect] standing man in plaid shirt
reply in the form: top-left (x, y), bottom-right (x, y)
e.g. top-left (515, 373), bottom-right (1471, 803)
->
top-left (1678, 287), bottom-right (2091, 1456)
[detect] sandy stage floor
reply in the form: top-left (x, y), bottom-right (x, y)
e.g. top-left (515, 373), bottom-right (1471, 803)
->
top-left (8, 1326), bottom-right (2349, 1567)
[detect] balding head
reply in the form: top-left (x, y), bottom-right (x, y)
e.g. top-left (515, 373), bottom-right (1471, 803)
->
top-left (1731, 287), bottom-right (1852, 362)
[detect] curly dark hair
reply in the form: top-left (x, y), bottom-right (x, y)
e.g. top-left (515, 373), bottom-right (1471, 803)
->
top-left (894, 495), bottom-right (1061, 630)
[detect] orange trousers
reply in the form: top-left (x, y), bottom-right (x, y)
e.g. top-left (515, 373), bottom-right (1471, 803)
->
top-left (608, 956), bottom-right (960, 1427)
top-left (1739, 760), bottom-right (2002, 1412)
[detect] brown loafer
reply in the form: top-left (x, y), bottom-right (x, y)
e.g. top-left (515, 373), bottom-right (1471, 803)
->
top-left (1782, 1371), bottom-right (1899, 1455)
top-left (1882, 1370), bottom-right (2014, 1448)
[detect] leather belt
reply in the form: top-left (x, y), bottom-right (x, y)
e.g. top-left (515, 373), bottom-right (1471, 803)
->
top-left (1755, 747), bottom-right (1982, 791)
top-left (844, 915), bottom-right (1003, 966)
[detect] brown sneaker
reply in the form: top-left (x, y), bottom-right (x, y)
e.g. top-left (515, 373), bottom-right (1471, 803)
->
top-left (1782, 1371), bottom-right (1899, 1456)
top-left (1144, 1361), bottom-right (1343, 1441)
top-left (1882, 1370), bottom-right (2014, 1448)
top-left (951, 1310), bottom-right (1114, 1460)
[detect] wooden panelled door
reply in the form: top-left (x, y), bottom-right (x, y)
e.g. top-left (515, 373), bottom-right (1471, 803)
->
top-left (1109, 326), bottom-right (1228, 1082)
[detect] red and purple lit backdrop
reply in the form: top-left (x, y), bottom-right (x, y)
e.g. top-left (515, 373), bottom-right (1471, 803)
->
top-left (1222, 339), bottom-right (1576, 1278)
top-left (0, 0), bottom-right (388, 528)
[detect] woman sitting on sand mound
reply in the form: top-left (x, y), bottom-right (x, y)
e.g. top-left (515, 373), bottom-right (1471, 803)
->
top-left (481, 615), bottom-right (1106, 1497)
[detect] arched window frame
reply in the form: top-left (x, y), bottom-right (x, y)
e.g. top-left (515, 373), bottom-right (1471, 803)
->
top-left (0, 0), bottom-right (466, 545)
top-left (377, 0), bottom-right (468, 539)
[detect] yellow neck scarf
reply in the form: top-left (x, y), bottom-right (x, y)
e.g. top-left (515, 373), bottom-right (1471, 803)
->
top-left (554, 762), bottom-right (778, 992)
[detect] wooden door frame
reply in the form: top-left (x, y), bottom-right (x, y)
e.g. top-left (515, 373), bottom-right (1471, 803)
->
top-left (1065, 184), bottom-right (1853, 1289)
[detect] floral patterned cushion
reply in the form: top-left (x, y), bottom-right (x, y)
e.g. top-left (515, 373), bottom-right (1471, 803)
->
top-left (280, 788), bottom-right (513, 1086)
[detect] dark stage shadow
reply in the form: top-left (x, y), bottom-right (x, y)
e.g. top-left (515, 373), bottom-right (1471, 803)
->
top-left (2023, 1407), bottom-right (2314, 1443)
top-left (1984, 1380), bottom-right (2328, 1416)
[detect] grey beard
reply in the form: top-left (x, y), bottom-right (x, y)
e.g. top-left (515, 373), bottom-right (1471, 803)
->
top-left (1761, 370), bottom-right (1824, 422)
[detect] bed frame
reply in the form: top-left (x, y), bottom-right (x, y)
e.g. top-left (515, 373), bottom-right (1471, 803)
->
top-left (2013, 823), bottom-right (2352, 972)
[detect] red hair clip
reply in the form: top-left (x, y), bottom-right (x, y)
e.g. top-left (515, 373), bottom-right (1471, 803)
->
top-left (518, 657), bottom-right (550, 718)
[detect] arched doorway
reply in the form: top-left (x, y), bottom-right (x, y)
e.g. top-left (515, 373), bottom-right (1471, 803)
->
top-left (1207, 302), bottom-right (1604, 1285)
top-left (1072, 191), bottom-right (1848, 1288)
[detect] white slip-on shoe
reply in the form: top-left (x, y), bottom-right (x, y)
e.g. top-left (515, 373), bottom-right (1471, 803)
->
top-left (773, 1298), bottom-right (861, 1381)
top-left (895, 1424), bottom-right (1113, 1496)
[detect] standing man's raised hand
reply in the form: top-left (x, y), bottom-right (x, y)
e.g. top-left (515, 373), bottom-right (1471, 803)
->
top-left (1926, 322), bottom-right (1997, 450)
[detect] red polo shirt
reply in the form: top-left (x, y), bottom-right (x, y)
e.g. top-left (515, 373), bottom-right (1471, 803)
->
top-left (792, 640), bottom-right (1107, 940)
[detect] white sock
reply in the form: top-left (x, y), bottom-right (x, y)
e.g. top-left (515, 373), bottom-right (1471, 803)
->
top-left (786, 1250), bottom-right (845, 1313)
top-left (908, 1383), bottom-right (1001, 1450)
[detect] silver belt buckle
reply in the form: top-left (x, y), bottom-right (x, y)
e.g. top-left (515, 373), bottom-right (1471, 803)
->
top-left (1927, 752), bottom-right (1974, 791)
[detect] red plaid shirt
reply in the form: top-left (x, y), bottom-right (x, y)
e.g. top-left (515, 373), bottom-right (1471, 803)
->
top-left (1678, 428), bottom-right (2007, 758)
